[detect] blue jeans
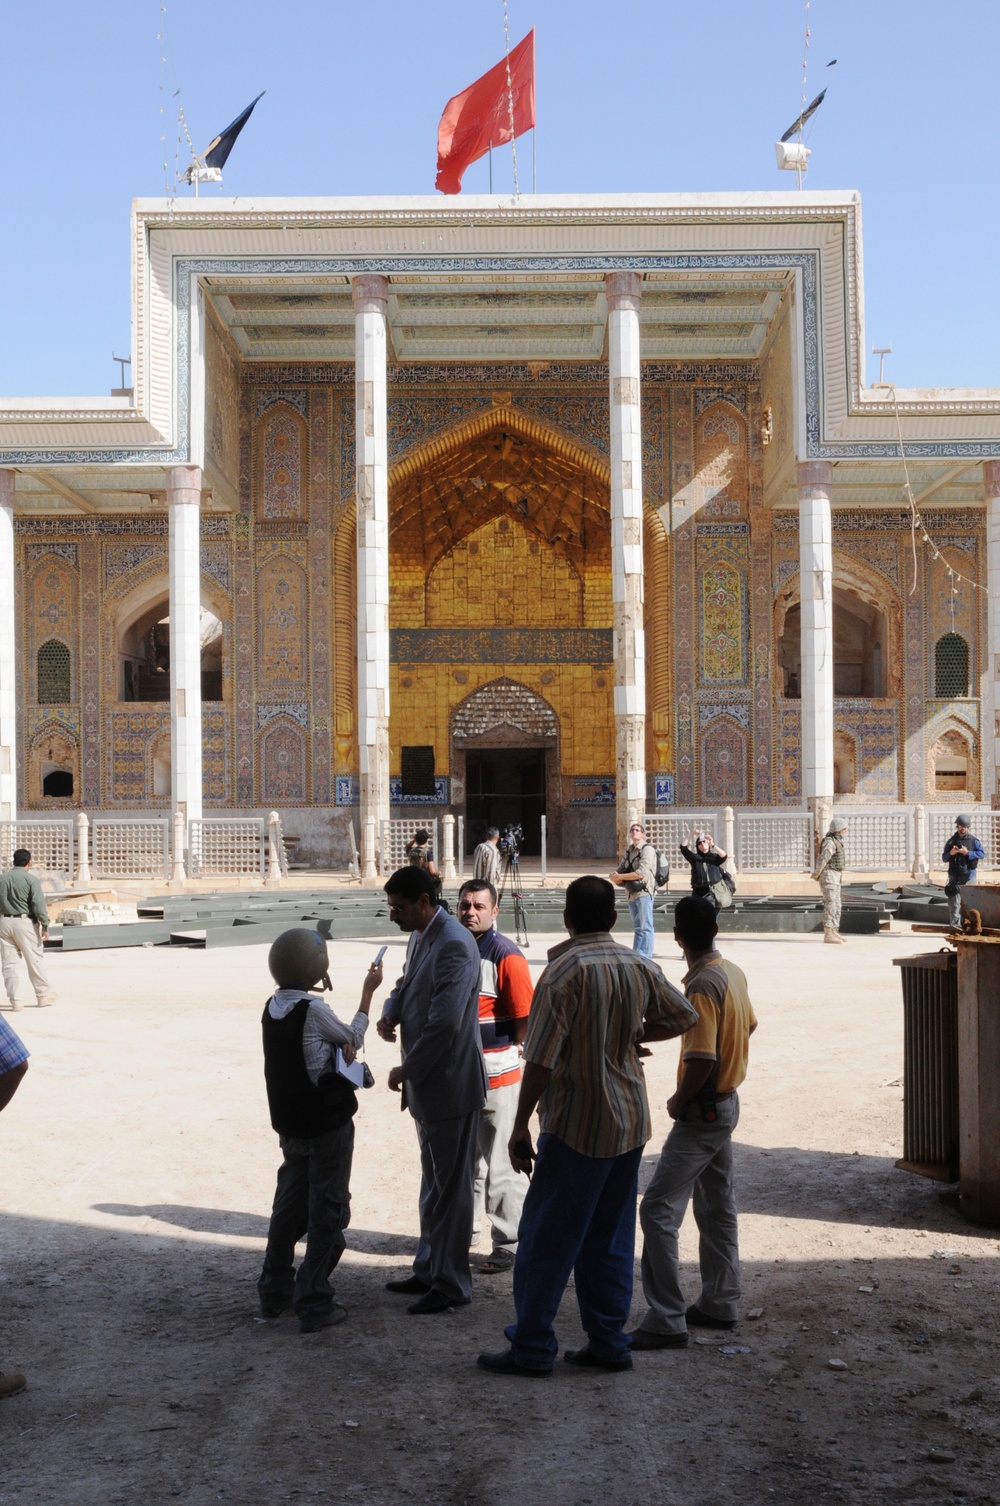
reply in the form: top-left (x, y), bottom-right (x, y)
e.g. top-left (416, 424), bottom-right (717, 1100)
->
top-left (505, 1133), bottom-right (643, 1369)
top-left (628, 892), bottom-right (655, 959)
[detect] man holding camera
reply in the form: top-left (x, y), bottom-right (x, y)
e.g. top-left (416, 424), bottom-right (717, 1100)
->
top-left (942, 814), bottom-right (985, 929)
top-left (457, 878), bottom-right (534, 1273)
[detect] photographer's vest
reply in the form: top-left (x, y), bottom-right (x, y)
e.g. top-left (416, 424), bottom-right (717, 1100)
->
top-left (261, 997), bottom-right (357, 1139)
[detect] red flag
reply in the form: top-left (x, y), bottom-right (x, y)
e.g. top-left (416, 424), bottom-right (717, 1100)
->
top-left (435, 30), bottom-right (536, 194)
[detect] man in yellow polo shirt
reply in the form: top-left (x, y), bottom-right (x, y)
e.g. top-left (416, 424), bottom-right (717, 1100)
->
top-left (630, 894), bottom-right (757, 1349)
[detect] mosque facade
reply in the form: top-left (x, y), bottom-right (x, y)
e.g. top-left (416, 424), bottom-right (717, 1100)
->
top-left (0, 192), bottom-right (998, 866)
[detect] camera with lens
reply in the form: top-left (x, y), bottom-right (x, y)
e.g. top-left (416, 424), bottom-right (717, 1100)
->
top-left (498, 824), bottom-right (523, 858)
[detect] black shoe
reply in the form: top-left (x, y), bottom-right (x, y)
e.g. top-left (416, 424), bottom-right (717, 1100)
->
top-left (407, 1289), bottom-right (470, 1315)
top-left (685, 1304), bottom-right (737, 1331)
top-left (563, 1345), bottom-right (632, 1372)
top-left (299, 1305), bottom-right (348, 1334)
top-left (476, 1348), bottom-right (551, 1377)
top-left (259, 1298), bottom-right (293, 1320)
top-left (385, 1275), bottom-right (432, 1295)
top-left (628, 1328), bottom-right (689, 1351)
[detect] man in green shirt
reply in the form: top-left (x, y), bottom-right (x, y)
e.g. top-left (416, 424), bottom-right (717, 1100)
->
top-left (0, 850), bottom-right (57, 1010)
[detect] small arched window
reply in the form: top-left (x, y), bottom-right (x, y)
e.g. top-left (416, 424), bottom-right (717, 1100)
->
top-left (935, 633), bottom-right (970, 698)
top-left (37, 639), bottom-right (71, 704)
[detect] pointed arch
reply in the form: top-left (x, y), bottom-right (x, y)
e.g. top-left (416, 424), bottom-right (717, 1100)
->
top-left (389, 406), bottom-right (610, 491)
top-left (256, 401), bottom-right (308, 519)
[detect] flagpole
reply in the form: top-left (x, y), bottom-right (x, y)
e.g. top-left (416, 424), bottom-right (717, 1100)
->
top-left (489, 143), bottom-right (493, 194)
top-left (532, 127), bottom-right (536, 194)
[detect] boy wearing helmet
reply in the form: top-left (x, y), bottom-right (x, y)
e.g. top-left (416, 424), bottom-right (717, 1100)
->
top-left (258, 928), bottom-right (384, 1332)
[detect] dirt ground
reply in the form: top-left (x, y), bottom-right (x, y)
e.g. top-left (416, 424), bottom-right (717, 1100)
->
top-left (2, 918), bottom-right (999, 1506)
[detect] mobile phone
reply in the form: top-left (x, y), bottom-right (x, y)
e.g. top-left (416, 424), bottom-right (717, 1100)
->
top-left (373, 945), bottom-right (387, 966)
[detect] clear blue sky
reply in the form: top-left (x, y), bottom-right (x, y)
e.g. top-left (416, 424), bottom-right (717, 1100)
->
top-left (2, 0), bottom-right (997, 396)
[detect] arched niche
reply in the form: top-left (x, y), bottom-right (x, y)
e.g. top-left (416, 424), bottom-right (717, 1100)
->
top-left (30, 726), bottom-right (79, 806)
top-left (834, 730), bottom-right (857, 795)
top-left (259, 715), bottom-right (308, 804)
top-left (36, 638), bottom-right (72, 704)
top-left (151, 731), bottom-right (171, 800)
top-left (935, 633), bottom-right (970, 698)
top-left (255, 401), bottom-right (308, 520)
top-left (389, 411), bottom-right (611, 629)
top-left (699, 715), bottom-right (749, 805)
top-left (928, 723), bottom-right (978, 800)
top-left (114, 576), bottom-right (229, 703)
top-left (775, 561), bottom-right (901, 701)
top-left (694, 399), bottom-right (748, 513)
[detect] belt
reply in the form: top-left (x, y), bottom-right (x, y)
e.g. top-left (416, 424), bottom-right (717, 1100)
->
top-left (713, 1089), bottom-right (736, 1101)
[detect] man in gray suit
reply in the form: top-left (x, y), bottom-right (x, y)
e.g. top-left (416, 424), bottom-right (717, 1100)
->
top-left (377, 865), bottom-right (487, 1313)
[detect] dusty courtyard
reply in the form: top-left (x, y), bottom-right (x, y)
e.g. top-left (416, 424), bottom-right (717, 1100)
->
top-left (2, 917), bottom-right (999, 1506)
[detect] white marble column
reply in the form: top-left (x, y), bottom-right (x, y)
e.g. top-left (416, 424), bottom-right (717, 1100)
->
top-left (984, 460), bottom-right (1000, 805)
top-left (0, 470), bottom-right (17, 821)
top-left (797, 460), bottom-right (835, 831)
top-left (167, 465), bottom-right (203, 828)
top-left (605, 271), bottom-right (646, 850)
top-left (353, 274), bottom-right (391, 875)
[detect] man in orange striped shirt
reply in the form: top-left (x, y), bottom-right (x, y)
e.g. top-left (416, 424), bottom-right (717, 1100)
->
top-left (458, 879), bottom-right (534, 1274)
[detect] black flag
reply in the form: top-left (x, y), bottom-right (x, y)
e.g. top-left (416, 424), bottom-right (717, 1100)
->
top-left (780, 88), bottom-right (826, 144)
top-left (203, 91), bottom-right (265, 169)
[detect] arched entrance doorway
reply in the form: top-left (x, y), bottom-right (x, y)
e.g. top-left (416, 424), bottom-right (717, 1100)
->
top-left (388, 409), bottom-right (613, 861)
top-left (450, 679), bottom-right (560, 856)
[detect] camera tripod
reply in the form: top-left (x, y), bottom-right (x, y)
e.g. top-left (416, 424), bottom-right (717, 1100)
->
top-left (497, 847), bottom-right (529, 948)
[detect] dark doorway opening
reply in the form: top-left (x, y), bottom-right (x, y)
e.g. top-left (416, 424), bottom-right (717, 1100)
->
top-left (465, 749), bottom-right (545, 856)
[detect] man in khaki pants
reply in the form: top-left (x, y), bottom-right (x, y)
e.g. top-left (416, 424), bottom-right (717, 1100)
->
top-left (0, 850), bottom-right (57, 1010)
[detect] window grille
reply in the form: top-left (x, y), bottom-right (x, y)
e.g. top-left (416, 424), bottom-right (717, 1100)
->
top-left (380, 819), bottom-right (440, 874)
top-left (37, 639), bottom-right (71, 704)
top-left (737, 812), bottom-right (813, 871)
top-left (935, 634), bottom-right (969, 698)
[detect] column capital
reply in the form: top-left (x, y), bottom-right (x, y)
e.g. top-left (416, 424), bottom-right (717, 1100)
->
top-left (605, 271), bottom-right (642, 314)
top-left (166, 465), bottom-right (203, 503)
top-left (0, 469), bottom-right (14, 508)
top-left (796, 460), bottom-right (834, 493)
top-left (984, 459), bottom-right (1000, 500)
top-left (352, 274), bottom-right (389, 314)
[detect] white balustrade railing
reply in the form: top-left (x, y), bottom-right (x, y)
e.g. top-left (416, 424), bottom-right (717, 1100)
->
top-left (91, 817), bottom-right (171, 880)
top-left (736, 811), bottom-right (814, 872)
top-left (188, 817), bottom-right (266, 879)
top-left (838, 810), bottom-right (912, 872)
top-left (0, 819), bottom-right (74, 881)
top-left (380, 818), bottom-right (439, 876)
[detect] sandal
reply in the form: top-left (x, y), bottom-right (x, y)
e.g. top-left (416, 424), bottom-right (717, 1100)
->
top-left (477, 1251), bottom-right (516, 1275)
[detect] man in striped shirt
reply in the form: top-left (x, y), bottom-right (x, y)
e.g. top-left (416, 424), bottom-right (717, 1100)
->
top-left (458, 879), bottom-right (534, 1274)
top-left (477, 876), bottom-right (698, 1377)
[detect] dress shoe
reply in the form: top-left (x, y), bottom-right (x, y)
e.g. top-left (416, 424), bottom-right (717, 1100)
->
top-left (407, 1289), bottom-right (469, 1315)
top-left (0, 1370), bottom-right (27, 1398)
top-left (259, 1297), bottom-right (293, 1320)
top-left (385, 1275), bottom-right (431, 1295)
top-left (563, 1345), bottom-right (632, 1372)
top-left (686, 1304), bottom-right (737, 1330)
top-left (476, 1348), bottom-right (551, 1377)
top-left (299, 1305), bottom-right (347, 1334)
top-left (628, 1328), bottom-right (689, 1351)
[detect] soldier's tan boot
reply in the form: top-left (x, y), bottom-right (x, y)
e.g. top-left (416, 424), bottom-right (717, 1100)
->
top-left (823, 926), bottom-right (846, 945)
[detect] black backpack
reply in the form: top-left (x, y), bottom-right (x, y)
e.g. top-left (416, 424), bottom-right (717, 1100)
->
top-left (654, 849), bottom-right (671, 888)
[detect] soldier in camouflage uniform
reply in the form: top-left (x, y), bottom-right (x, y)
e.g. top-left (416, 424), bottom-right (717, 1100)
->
top-left (813, 817), bottom-right (847, 944)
